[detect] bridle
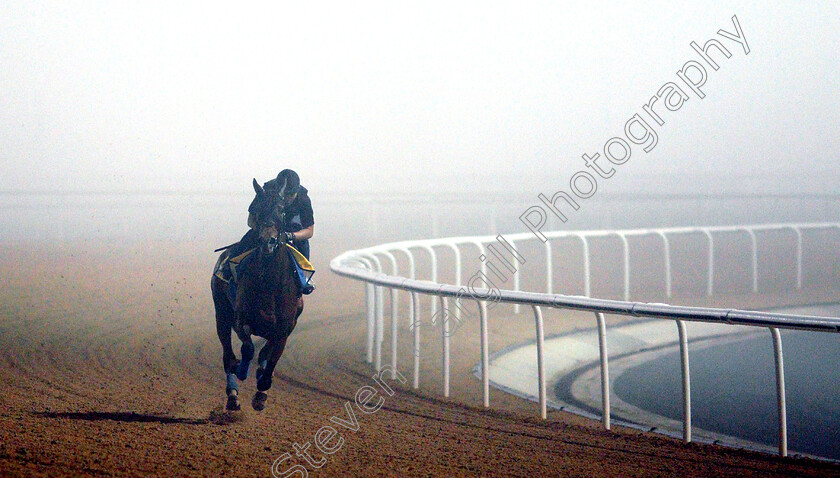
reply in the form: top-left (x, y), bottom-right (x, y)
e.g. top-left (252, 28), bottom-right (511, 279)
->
top-left (251, 177), bottom-right (293, 255)
top-left (256, 209), bottom-right (286, 255)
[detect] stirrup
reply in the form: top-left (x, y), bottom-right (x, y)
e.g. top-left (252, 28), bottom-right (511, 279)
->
top-left (301, 282), bottom-right (315, 295)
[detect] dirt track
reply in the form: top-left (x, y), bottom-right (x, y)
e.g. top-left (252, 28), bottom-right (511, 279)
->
top-left (1, 240), bottom-right (839, 477)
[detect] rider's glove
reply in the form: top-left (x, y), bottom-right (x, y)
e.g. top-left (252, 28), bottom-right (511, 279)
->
top-left (283, 231), bottom-right (295, 243)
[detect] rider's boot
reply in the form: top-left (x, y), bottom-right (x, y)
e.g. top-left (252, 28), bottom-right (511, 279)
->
top-left (301, 281), bottom-right (315, 295)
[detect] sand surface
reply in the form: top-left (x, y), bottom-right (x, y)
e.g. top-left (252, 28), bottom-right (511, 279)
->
top-left (0, 238), bottom-right (838, 477)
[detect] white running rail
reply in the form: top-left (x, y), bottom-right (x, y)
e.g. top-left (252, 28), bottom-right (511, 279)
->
top-left (330, 223), bottom-right (840, 457)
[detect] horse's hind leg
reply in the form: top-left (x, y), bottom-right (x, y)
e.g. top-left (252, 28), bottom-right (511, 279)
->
top-left (218, 330), bottom-right (241, 411)
top-left (214, 287), bottom-right (240, 411)
top-left (213, 268), bottom-right (243, 411)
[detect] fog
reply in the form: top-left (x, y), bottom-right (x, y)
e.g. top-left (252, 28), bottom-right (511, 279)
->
top-left (1, 1), bottom-right (839, 243)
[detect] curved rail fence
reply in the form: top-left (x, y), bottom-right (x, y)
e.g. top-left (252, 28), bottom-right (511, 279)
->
top-left (329, 223), bottom-right (840, 457)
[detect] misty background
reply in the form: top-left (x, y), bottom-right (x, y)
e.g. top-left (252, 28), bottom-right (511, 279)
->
top-left (2, 1), bottom-right (839, 246)
top-left (4, 2), bottom-right (839, 461)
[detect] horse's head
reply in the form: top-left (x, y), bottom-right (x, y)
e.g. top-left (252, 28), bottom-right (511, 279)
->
top-left (251, 178), bottom-right (287, 254)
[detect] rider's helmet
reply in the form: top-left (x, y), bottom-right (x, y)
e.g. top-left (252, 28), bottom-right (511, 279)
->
top-left (273, 169), bottom-right (300, 198)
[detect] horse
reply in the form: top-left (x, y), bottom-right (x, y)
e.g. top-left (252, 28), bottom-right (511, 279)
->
top-left (211, 178), bottom-right (303, 411)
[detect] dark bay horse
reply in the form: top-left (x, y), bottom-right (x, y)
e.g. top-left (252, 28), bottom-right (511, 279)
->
top-left (211, 179), bottom-right (302, 411)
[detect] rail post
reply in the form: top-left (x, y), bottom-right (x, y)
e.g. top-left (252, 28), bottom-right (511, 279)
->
top-left (595, 311), bottom-right (610, 430)
top-left (677, 320), bottom-right (691, 442)
top-left (381, 250), bottom-right (400, 379)
top-left (363, 253), bottom-right (385, 371)
top-left (421, 244), bottom-right (439, 316)
top-left (745, 228), bottom-right (758, 293)
top-left (618, 233), bottom-right (630, 301)
top-left (479, 300), bottom-right (490, 407)
top-left (770, 327), bottom-right (788, 457)
top-left (576, 234), bottom-right (591, 297)
top-left (533, 305), bottom-right (546, 419)
top-left (703, 229), bottom-right (714, 296)
top-left (356, 257), bottom-right (375, 363)
top-left (441, 296), bottom-right (450, 398)
top-left (790, 226), bottom-right (802, 289)
top-left (657, 231), bottom-right (672, 298)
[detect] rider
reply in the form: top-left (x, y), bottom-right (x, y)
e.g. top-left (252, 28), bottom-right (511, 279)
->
top-left (229, 169), bottom-right (315, 294)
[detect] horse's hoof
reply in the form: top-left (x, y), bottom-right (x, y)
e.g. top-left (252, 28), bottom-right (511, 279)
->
top-left (226, 392), bottom-right (241, 411)
top-left (225, 389), bottom-right (242, 411)
top-left (252, 391), bottom-right (268, 411)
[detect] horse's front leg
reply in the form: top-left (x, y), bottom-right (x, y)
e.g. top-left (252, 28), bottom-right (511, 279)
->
top-left (233, 320), bottom-right (255, 381)
top-left (252, 335), bottom-right (292, 411)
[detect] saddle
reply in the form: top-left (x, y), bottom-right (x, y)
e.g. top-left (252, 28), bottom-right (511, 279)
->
top-left (214, 243), bottom-right (315, 304)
